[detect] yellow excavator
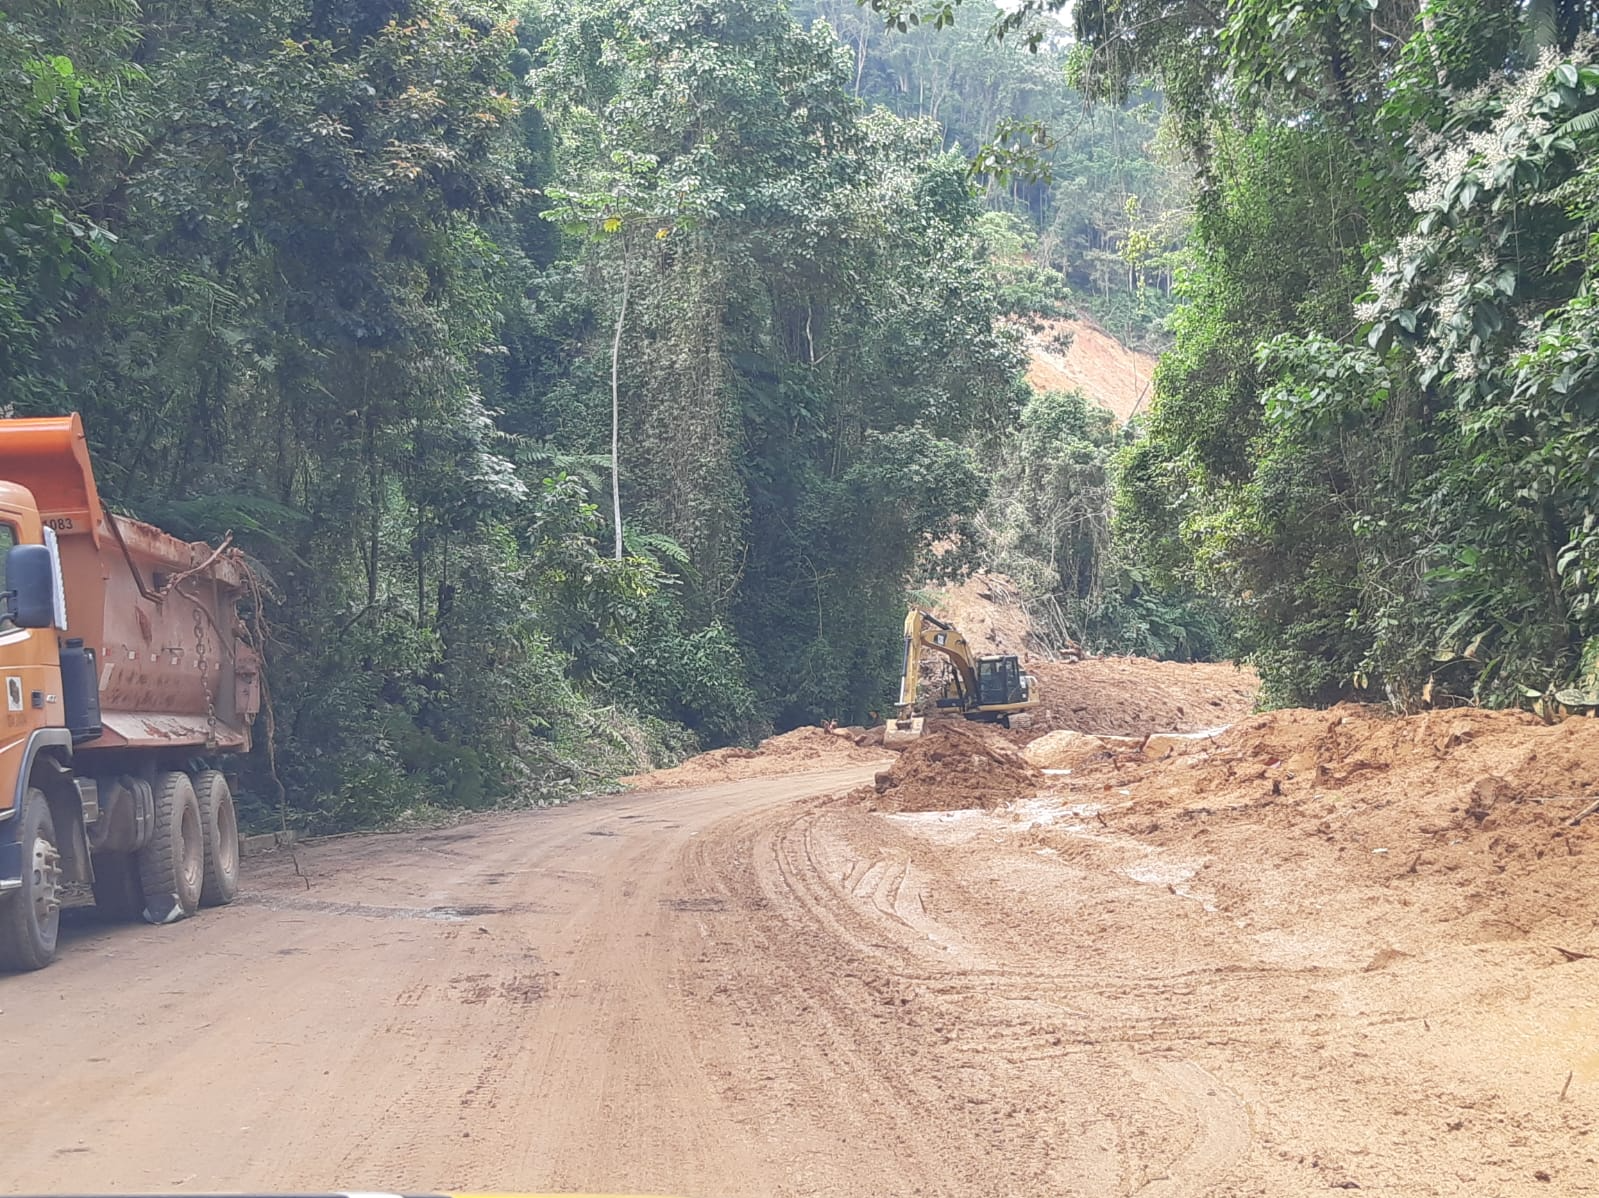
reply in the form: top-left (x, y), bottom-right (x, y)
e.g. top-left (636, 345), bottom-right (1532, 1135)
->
top-left (886, 609), bottom-right (1039, 745)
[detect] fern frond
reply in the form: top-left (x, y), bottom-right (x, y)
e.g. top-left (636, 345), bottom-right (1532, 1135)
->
top-left (1561, 107), bottom-right (1599, 136)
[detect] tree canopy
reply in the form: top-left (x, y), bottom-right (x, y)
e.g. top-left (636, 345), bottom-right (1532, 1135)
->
top-left (11, 0), bottom-right (1587, 830)
top-left (0, 0), bottom-right (1119, 830)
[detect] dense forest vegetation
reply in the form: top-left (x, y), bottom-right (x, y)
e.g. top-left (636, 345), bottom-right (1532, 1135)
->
top-left (883, 0), bottom-right (1599, 712)
top-left (20, 0), bottom-right (1596, 829)
top-left (0, 0), bottom-right (1185, 829)
top-left (1042, 0), bottom-right (1599, 712)
top-left (795, 0), bottom-right (1188, 347)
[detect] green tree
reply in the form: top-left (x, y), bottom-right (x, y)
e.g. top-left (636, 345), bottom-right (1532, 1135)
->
top-left (528, 0), bottom-right (1025, 726)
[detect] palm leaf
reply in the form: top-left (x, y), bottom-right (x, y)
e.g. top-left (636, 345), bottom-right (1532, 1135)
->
top-left (128, 493), bottom-right (310, 565)
top-left (623, 529), bottom-right (697, 581)
top-left (1522, 0), bottom-right (1560, 57)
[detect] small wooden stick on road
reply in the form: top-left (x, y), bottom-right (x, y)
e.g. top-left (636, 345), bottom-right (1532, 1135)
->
top-left (1567, 796), bottom-right (1599, 826)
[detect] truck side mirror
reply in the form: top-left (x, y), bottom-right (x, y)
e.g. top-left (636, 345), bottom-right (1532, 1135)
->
top-left (6, 544), bottom-right (57, 629)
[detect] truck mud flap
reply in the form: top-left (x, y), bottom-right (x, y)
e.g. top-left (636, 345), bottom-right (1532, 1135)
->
top-left (142, 892), bottom-right (189, 925)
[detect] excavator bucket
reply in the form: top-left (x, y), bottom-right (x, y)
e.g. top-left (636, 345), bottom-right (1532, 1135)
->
top-left (883, 715), bottom-right (925, 747)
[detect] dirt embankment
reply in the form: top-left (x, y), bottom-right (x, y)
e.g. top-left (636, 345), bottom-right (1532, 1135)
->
top-left (1024, 316), bottom-right (1157, 423)
top-left (621, 726), bottom-right (889, 789)
top-left (1021, 655), bottom-right (1259, 737)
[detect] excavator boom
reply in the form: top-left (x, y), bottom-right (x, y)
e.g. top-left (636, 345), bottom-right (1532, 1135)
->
top-left (887, 608), bottom-right (1038, 745)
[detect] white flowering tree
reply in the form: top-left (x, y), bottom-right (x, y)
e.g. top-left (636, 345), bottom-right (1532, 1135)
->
top-left (1253, 50), bottom-right (1599, 705)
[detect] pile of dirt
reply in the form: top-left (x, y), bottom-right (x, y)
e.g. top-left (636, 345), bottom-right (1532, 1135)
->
top-left (1019, 656), bottom-right (1259, 739)
top-left (1023, 317), bottom-right (1156, 424)
top-left (1042, 704), bottom-right (1599, 858)
top-left (852, 722), bottom-right (1043, 813)
top-left (624, 726), bottom-right (889, 790)
top-left (1098, 704), bottom-right (1598, 809)
top-left (1020, 703), bottom-right (1599, 971)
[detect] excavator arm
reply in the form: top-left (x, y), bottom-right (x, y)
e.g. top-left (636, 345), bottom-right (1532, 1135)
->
top-left (897, 609), bottom-right (981, 716)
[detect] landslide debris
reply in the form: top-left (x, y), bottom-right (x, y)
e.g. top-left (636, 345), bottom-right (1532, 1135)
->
top-left (1032, 705), bottom-right (1599, 892)
top-left (923, 571), bottom-right (1043, 659)
top-left (1023, 315), bottom-right (1157, 425)
top-left (623, 726), bottom-right (889, 790)
top-left (853, 722), bottom-right (1043, 813)
top-left (1020, 656), bottom-right (1258, 739)
top-left (1004, 703), bottom-right (1599, 982)
top-left (922, 563), bottom-right (1259, 742)
top-left (1070, 703), bottom-right (1594, 811)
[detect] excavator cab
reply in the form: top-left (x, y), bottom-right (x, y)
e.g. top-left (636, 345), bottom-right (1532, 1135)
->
top-left (976, 655), bottom-right (1028, 708)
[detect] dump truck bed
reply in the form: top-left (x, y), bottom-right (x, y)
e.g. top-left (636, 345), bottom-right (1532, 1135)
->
top-left (1, 417), bottom-right (260, 752)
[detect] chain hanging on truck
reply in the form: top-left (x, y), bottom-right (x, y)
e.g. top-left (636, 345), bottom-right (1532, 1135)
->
top-left (194, 603), bottom-right (217, 749)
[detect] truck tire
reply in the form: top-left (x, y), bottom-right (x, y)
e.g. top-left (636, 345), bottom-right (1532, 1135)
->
top-left (194, 770), bottom-right (239, 907)
top-left (138, 771), bottom-right (203, 921)
top-left (0, 789), bottom-right (62, 970)
top-left (90, 851), bottom-right (145, 922)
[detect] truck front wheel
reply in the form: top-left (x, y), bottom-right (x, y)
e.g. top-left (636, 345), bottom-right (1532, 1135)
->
top-left (0, 790), bottom-right (62, 970)
top-left (194, 770), bottom-right (239, 906)
top-left (138, 771), bottom-right (203, 921)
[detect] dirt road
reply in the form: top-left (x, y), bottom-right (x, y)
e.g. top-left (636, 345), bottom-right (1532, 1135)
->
top-left (5, 756), bottom-right (1596, 1196)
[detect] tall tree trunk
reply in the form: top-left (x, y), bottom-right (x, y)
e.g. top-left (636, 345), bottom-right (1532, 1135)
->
top-left (610, 248), bottom-right (632, 561)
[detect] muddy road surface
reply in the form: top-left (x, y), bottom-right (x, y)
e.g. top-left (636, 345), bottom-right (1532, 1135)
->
top-left (4, 755), bottom-right (1595, 1197)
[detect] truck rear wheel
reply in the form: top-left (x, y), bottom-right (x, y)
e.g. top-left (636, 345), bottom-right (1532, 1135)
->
top-left (194, 770), bottom-right (239, 907)
top-left (138, 771), bottom-right (203, 921)
top-left (90, 851), bottom-right (146, 921)
top-left (0, 790), bottom-right (62, 971)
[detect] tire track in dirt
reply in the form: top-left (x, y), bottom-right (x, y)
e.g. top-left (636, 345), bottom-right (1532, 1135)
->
top-left (676, 799), bottom-right (1171, 1195)
top-left (14, 746), bottom-right (1578, 1196)
top-left (1129, 1060), bottom-right (1250, 1196)
top-left (0, 772), bottom-right (876, 1196)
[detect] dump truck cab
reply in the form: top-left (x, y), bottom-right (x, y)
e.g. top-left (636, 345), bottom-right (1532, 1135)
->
top-left (0, 480), bottom-right (75, 924)
top-left (0, 477), bottom-right (73, 743)
top-left (0, 414), bottom-right (256, 970)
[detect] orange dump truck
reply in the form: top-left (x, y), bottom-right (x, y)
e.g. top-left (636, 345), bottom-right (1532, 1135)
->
top-left (0, 415), bottom-right (259, 969)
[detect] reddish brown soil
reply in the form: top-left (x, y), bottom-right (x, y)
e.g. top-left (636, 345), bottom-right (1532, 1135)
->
top-left (922, 571), bottom-right (1037, 658)
top-left (1032, 706), bottom-right (1599, 930)
top-left (852, 721), bottom-right (1042, 813)
top-left (1022, 727), bottom-right (1116, 770)
top-left (622, 726), bottom-right (888, 789)
top-left (851, 702), bottom-right (1599, 1194)
top-left (1079, 703), bottom-right (1598, 811)
top-left (1024, 316), bottom-right (1157, 423)
top-left (1020, 656), bottom-right (1260, 738)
